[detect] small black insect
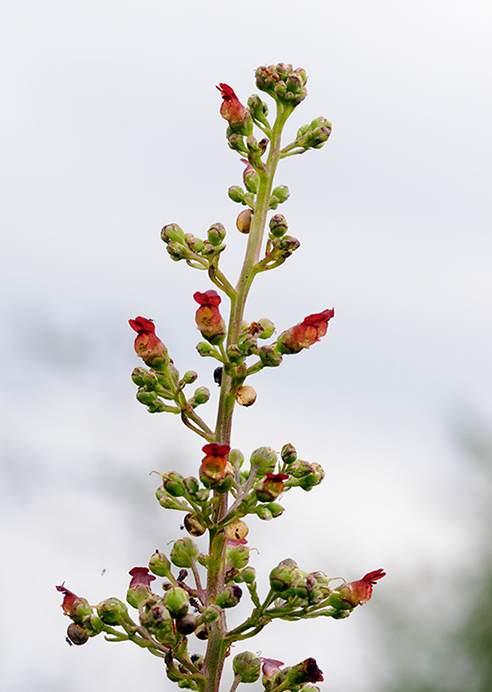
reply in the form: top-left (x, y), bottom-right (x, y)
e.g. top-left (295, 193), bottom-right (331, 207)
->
top-left (213, 367), bottom-right (223, 386)
top-left (65, 637), bottom-right (73, 646)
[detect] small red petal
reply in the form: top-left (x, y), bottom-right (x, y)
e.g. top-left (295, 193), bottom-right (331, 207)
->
top-left (129, 316), bottom-right (156, 333)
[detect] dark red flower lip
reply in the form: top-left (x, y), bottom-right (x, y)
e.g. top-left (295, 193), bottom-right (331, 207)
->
top-left (303, 308), bottom-right (335, 326)
top-left (216, 83), bottom-right (238, 101)
top-left (362, 568), bottom-right (386, 585)
top-left (265, 473), bottom-right (289, 481)
top-left (129, 316), bottom-right (156, 333)
top-left (194, 290), bottom-right (222, 307)
top-left (128, 567), bottom-right (156, 588)
top-left (202, 443), bottom-right (231, 457)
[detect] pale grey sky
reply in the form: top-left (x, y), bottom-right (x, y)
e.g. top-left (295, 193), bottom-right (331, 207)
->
top-left (1, 1), bottom-right (491, 690)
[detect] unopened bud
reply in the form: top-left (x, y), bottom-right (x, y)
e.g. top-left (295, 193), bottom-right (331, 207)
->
top-left (265, 502), bottom-right (284, 518)
top-left (255, 505), bottom-right (273, 520)
top-left (236, 209), bottom-right (253, 234)
top-left (196, 341), bottom-right (216, 357)
top-left (160, 471), bottom-right (186, 497)
top-left (208, 222), bottom-right (226, 246)
top-left (269, 558), bottom-right (299, 592)
top-left (182, 370), bottom-right (198, 385)
top-left (241, 566), bottom-right (256, 584)
top-left (190, 386), bottom-right (210, 407)
top-left (216, 583), bottom-right (242, 608)
top-left (161, 223), bottom-right (186, 244)
top-left (236, 385), bottom-right (257, 407)
top-left (228, 185), bottom-right (245, 204)
top-left (257, 318), bottom-right (275, 339)
top-left (226, 544), bottom-right (250, 569)
top-left (281, 443), bottom-right (297, 464)
top-left (249, 447), bottom-right (277, 475)
top-left (96, 598), bottom-right (130, 626)
top-left (149, 551), bottom-right (173, 578)
top-left (170, 538), bottom-right (200, 568)
top-left (233, 651), bottom-right (262, 683)
top-left (229, 448), bottom-right (244, 469)
top-left (163, 587), bottom-right (189, 618)
top-left (271, 185), bottom-right (290, 204)
top-left (185, 233), bottom-right (204, 253)
top-left (258, 345), bottom-right (283, 367)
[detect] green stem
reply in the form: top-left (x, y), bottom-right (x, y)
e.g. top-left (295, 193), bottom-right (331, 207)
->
top-left (204, 103), bottom-right (294, 692)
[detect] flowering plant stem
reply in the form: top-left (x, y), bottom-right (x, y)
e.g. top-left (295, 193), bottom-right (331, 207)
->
top-left (57, 63), bottom-right (385, 692)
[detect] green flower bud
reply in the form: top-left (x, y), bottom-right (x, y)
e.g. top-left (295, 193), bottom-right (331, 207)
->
top-left (229, 448), bottom-right (245, 469)
top-left (161, 471), bottom-right (186, 497)
top-left (183, 476), bottom-right (199, 496)
top-left (226, 344), bottom-right (243, 362)
top-left (212, 473), bottom-right (235, 493)
top-left (158, 493), bottom-right (185, 510)
top-left (66, 622), bottom-right (89, 646)
top-left (249, 446), bottom-right (277, 475)
top-left (289, 460), bottom-right (313, 478)
top-left (136, 388), bottom-right (159, 406)
top-left (170, 538), bottom-right (199, 568)
top-left (258, 345), bottom-right (283, 367)
top-left (228, 185), bottom-right (245, 204)
top-left (149, 551), bottom-right (173, 578)
top-left (299, 462), bottom-right (325, 490)
top-left (269, 558), bottom-right (299, 592)
top-left (199, 604), bottom-right (221, 624)
top-left (227, 544), bottom-right (250, 569)
top-left (185, 233), bottom-right (204, 253)
top-left (189, 386), bottom-right (210, 407)
top-left (182, 370), bottom-right (198, 385)
top-left (233, 651), bottom-right (262, 683)
top-left (255, 505), bottom-right (273, 520)
top-left (257, 318), bottom-right (275, 339)
top-left (265, 502), bottom-right (284, 518)
top-left (272, 185), bottom-right (290, 204)
top-left (161, 223), bottom-right (186, 244)
top-left (167, 241), bottom-right (193, 261)
top-left (247, 94), bottom-right (269, 124)
top-left (281, 443), bottom-right (297, 464)
top-left (175, 613), bottom-right (197, 635)
top-left (131, 367), bottom-right (158, 388)
top-left (196, 341), bottom-right (217, 357)
top-left (139, 600), bottom-right (174, 643)
top-left (227, 133), bottom-right (248, 153)
top-left (164, 587), bottom-right (189, 618)
top-left (207, 222), bottom-right (226, 247)
top-left (96, 597), bottom-right (130, 626)
top-left (241, 566), bottom-right (256, 584)
top-left (216, 583), bottom-right (242, 608)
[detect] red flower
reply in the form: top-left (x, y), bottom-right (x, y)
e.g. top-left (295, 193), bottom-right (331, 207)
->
top-left (339, 568), bottom-right (386, 606)
top-left (55, 583), bottom-right (92, 621)
top-left (128, 567), bottom-right (156, 589)
top-left (200, 443), bottom-right (232, 483)
top-left (277, 308), bottom-right (335, 354)
top-left (255, 473), bottom-right (289, 502)
top-left (193, 290), bottom-right (226, 344)
top-left (217, 83), bottom-right (249, 130)
top-left (261, 658), bottom-right (284, 677)
top-left (129, 316), bottom-right (170, 368)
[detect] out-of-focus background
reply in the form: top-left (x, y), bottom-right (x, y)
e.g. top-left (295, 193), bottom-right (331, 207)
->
top-left (1, 1), bottom-right (491, 690)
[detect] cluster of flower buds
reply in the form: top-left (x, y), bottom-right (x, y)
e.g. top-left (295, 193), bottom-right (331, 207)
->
top-left (261, 656), bottom-right (324, 691)
top-left (255, 63), bottom-right (308, 108)
top-left (130, 317), bottom-right (210, 415)
top-left (161, 222), bottom-right (226, 268)
top-left (281, 116), bottom-right (333, 157)
top-left (268, 560), bottom-right (386, 617)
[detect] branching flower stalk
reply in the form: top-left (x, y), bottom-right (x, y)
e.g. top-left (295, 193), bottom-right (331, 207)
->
top-left (56, 63), bottom-right (385, 692)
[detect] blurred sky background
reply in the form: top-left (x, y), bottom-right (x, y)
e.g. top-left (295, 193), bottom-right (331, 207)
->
top-left (1, 1), bottom-right (491, 691)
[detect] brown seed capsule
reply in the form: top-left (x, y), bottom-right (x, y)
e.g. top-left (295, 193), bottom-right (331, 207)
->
top-left (66, 622), bottom-right (89, 646)
top-left (225, 519), bottom-right (249, 541)
top-left (175, 613), bottom-right (197, 635)
top-left (236, 385), bottom-right (257, 407)
top-left (184, 513), bottom-right (207, 537)
top-left (236, 209), bottom-right (253, 234)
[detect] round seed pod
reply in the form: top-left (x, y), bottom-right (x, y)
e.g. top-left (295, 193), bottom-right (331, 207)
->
top-left (236, 209), bottom-right (253, 234)
top-left (66, 623), bottom-right (89, 646)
